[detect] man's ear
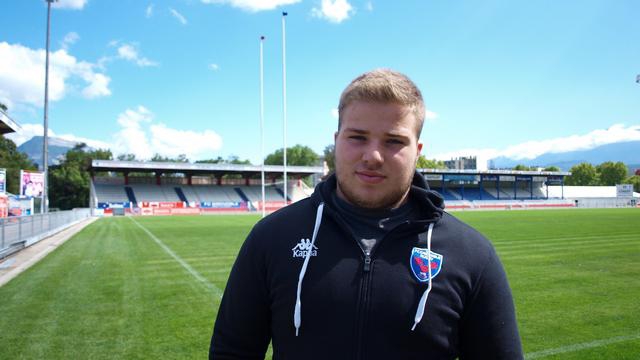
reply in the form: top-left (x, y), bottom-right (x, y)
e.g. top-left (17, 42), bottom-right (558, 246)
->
top-left (334, 131), bottom-right (339, 143)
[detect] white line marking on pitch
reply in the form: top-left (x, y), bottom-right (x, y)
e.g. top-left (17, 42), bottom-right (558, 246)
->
top-left (129, 217), bottom-right (223, 298)
top-left (525, 333), bottom-right (640, 359)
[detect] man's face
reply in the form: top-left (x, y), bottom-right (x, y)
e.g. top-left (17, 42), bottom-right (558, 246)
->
top-left (334, 100), bottom-right (423, 209)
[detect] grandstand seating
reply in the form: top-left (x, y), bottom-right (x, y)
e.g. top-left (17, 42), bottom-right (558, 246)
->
top-left (237, 185), bottom-right (285, 202)
top-left (460, 188), bottom-right (497, 200)
top-left (93, 183), bottom-right (287, 205)
top-left (94, 184), bottom-right (129, 203)
top-left (127, 184), bottom-right (180, 202)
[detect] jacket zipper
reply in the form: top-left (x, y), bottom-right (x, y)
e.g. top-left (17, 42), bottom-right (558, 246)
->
top-left (353, 223), bottom-right (412, 360)
top-left (355, 250), bottom-right (372, 360)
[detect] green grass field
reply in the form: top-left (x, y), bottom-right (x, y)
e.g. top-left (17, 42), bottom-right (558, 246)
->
top-left (0, 209), bottom-right (639, 359)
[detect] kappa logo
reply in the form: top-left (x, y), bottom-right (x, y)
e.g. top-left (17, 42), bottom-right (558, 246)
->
top-left (292, 238), bottom-right (318, 258)
top-left (410, 247), bottom-right (443, 282)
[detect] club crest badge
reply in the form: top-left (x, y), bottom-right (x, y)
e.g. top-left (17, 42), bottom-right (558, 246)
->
top-left (410, 247), bottom-right (443, 282)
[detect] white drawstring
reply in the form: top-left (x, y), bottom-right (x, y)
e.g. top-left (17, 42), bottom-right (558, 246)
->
top-left (294, 202), bottom-right (324, 336)
top-left (411, 222), bottom-right (434, 331)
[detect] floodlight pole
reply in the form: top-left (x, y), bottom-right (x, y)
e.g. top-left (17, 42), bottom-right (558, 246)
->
top-left (42, 0), bottom-right (57, 214)
top-left (260, 36), bottom-right (266, 218)
top-left (281, 11), bottom-right (288, 207)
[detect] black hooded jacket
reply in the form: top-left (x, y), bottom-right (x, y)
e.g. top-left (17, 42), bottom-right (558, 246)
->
top-left (210, 173), bottom-right (523, 359)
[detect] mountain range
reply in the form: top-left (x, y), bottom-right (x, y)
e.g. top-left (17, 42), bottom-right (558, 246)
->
top-left (489, 140), bottom-right (640, 173)
top-left (17, 136), bottom-right (84, 167)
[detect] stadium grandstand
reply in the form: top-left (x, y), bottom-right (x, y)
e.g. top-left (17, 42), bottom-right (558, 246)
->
top-left (90, 160), bottom-right (322, 215)
top-left (90, 159), bottom-right (639, 216)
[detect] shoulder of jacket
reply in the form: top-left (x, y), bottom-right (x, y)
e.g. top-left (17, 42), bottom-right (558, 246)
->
top-left (252, 197), bottom-right (317, 233)
top-left (437, 212), bottom-right (497, 257)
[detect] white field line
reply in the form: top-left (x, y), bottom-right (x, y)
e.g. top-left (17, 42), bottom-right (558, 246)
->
top-left (499, 238), bottom-right (640, 256)
top-left (129, 217), bottom-right (223, 298)
top-left (495, 232), bottom-right (638, 247)
top-left (525, 333), bottom-right (640, 359)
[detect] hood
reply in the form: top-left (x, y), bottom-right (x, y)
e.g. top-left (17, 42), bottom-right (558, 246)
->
top-left (311, 171), bottom-right (444, 224)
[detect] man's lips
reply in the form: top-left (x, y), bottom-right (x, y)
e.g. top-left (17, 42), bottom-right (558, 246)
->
top-left (355, 171), bottom-right (385, 184)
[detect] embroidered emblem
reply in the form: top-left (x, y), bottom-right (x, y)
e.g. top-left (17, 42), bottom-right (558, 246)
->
top-left (410, 247), bottom-right (443, 282)
top-left (292, 238), bottom-right (318, 258)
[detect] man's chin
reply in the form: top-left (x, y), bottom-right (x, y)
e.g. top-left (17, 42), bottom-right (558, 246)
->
top-left (344, 191), bottom-right (400, 210)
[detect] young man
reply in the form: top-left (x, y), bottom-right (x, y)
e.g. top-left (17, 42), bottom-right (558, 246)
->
top-left (210, 69), bottom-right (523, 359)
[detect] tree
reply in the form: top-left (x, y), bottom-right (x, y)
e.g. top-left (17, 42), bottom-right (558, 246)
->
top-left (265, 145), bottom-right (319, 166)
top-left (543, 166), bottom-right (560, 172)
top-left (48, 143), bottom-right (112, 210)
top-left (0, 102), bottom-right (7, 112)
top-left (417, 156), bottom-right (446, 169)
top-left (513, 164), bottom-right (532, 171)
top-left (564, 163), bottom-right (599, 186)
top-left (596, 161), bottom-right (628, 186)
top-left (151, 153), bottom-right (189, 162)
top-left (117, 153), bottom-right (137, 161)
top-left (625, 175), bottom-right (640, 192)
top-left (0, 136), bottom-right (37, 194)
top-left (196, 155), bottom-right (251, 165)
top-left (323, 145), bottom-right (335, 173)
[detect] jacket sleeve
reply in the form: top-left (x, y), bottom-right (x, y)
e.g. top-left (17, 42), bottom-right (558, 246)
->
top-left (210, 229), bottom-right (271, 360)
top-left (459, 247), bottom-right (524, 359)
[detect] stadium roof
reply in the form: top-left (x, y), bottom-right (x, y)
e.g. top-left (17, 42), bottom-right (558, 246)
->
top-left (0, 109), bottom-right (21, 134)
top-left (91, 160), bottom-right (325, 177)
top-left (90, 160), bottom-right (570, 178)
top-left (419, 168), bottom-right (571, 176)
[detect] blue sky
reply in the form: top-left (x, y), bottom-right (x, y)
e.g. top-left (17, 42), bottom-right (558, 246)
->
top-left (1, 0), bottom-right (639, 167)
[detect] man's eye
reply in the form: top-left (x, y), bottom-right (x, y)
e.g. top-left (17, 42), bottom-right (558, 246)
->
top-left (387, 139), bottom-right (404, 145)
top-left (349, 135), bottom-right (366, 141)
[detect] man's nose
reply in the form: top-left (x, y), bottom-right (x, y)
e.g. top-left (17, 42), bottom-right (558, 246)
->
top-left (362, 144), bottom-right (383, 166)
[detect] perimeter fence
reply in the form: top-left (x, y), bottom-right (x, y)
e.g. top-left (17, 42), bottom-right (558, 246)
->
top-left (0, 209), bottom-right (92, 260)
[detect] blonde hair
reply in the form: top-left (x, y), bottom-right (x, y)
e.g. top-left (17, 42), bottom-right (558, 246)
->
top-left (338, 69), bottom-right (425, 136)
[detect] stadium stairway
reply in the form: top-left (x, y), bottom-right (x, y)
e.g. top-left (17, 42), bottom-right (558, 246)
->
top-left (125, 186), bottom-right (138, 207)
top-left (234, 188), bottom-right (250, 202)
top-left (174, 187), bottom-right (188, 203)
top-left (275, 187), bottom-right (290, 201)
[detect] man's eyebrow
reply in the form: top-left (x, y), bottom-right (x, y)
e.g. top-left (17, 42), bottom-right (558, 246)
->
top-left (343, 128), bottom-right (368, 134)
top-left (386, 132), bottom-right (409, 138)
top-left (385, 132), bottom-right (412, 140)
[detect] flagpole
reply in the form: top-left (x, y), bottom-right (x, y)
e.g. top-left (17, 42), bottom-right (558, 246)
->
top-left (43, 0), bottom-right (57, 214)
top-left (281, 11), bottom-right (288, 207)
top-left (259, 36), bottom-right (266, 217)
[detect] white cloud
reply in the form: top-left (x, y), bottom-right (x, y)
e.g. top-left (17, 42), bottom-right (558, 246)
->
top-left (60, 32), bottom-right (80, 50)
top-left (311, 0), bottom-right (354, 23)
top-left (169, 8), bottom-right (188, 25)
top-left (201, 0), bottom-right (301, 12)
top-left (81, 72), bottom-right (111, 98)
top-left (53, 0), bottom-right (87, 10)
top-left (0, 42), bottom-right (111, 108)
top-left (8, 107), bottom-right (224, 160)
top-left (5, 124), bottom-right (49, 147)
top-left (146, 4), bottom-right (154, 18)
top-left (424, 108), bottom-right (437, 121)
top-left (113, 106), bottom-right (223, 160)
top-left (430, 124), bottom-right (640, 161)
top-left (365, 1), bottom-right (373, 11)
top-left (209, 63), bottom-right (220, 71)
top-left (4, 123), bottom-right (111, 150)
top-left (117, 44), bottom-right (158, 67)
top-left (331, 108), bottom-right (339, 119)
top-left (150, 125), bottom-right (223, 158)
